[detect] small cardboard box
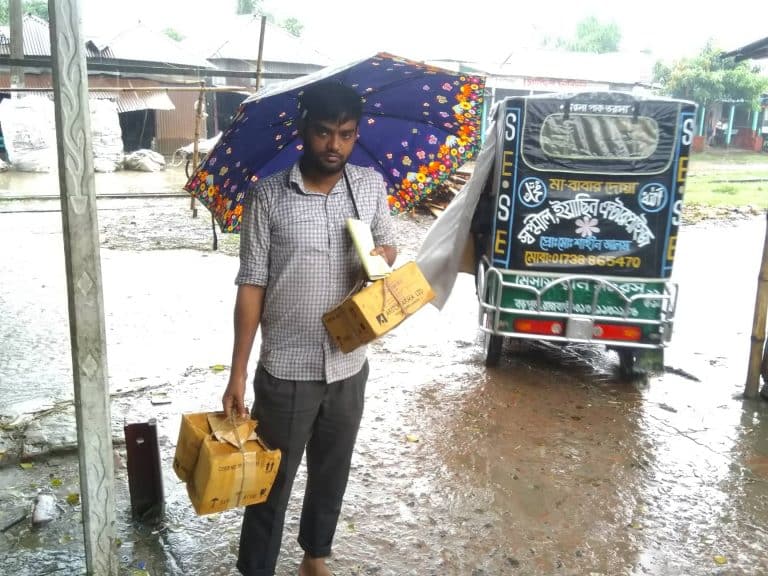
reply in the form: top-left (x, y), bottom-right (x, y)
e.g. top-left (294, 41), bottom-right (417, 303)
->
top-left (173, 412), bottom-right (281, 515)
top-left (322, 261), bottom-right (435, 353)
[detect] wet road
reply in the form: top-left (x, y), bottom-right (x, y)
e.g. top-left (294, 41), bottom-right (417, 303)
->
top-left (1, 169), bottom-right (768, 575)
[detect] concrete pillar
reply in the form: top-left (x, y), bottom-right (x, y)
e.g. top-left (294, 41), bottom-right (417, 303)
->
top-left (48, 1), bottom-right (117, 574)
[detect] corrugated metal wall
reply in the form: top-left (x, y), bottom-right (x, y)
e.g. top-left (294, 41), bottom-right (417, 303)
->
top-left (156, 89), bottom-right (207, 156)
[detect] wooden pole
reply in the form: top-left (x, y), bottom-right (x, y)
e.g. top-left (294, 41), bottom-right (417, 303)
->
top-left (255, 15), bottom-right (267, 90)
top-left (191, 80), bottom-right (205, 218)
top-left (9, 0), bottom-right (23, 90)
top-left (48, 1), bottom-right (117, 573)
top-left (746, 212), bottom-right (768, 398)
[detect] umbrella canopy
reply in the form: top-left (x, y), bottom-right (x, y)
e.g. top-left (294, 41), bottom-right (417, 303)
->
top-left (184, 52), bottom-right (486, 232)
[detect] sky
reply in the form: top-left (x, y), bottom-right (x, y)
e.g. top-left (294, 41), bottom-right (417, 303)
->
top-left (80, 0), bottom-right (766, 65)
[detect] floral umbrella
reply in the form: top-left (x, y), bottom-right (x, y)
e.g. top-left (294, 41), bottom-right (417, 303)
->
top-left (185, 52), bottom-right (485, 232)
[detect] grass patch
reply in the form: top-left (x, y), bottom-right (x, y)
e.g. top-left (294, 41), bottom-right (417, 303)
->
top-left (685, 149), bottom-right (768, 207)
top-left (690, 150), bottom-right (768, 165)
top-left (712, 185), bottom-right (738, 195)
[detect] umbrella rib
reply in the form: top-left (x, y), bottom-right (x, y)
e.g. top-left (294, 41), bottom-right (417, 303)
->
top-left (353, 138), bottom-right (392, 180)
top-left (244, 134), bottom-right (300, 180)
top-left (364, 110), bottom-right (458, 132)
top-left (341, 69), bottom-right (441, 98)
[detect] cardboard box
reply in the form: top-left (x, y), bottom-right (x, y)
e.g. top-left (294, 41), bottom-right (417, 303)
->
top-left (173, 412), bottom-right (281, 515)
top-left (322, 261), bottom-right (435, 353)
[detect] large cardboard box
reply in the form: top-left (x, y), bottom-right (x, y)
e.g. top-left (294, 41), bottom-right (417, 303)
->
top-left (322, 261), bottom-right (435, 353)
top-left (173, 412), bottom-right (281, 515)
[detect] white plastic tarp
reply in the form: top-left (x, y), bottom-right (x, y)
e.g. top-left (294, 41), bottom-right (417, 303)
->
top-left (415, 108), bottom-right (499, 310)
top-left (0, 95), bottom-right (57, 173)
top-left (90, 98), bottom-right (124, 172)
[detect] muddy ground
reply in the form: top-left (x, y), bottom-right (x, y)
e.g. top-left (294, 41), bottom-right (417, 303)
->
top-left (1, 169), bottom-right (768, 575)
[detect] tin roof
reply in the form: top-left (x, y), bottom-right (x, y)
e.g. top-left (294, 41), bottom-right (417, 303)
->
top-left (0, 14), bottom-right (52, 57)
top-left (723, 36), bottom-right (768, 61)
top-left (434, 49), bottom-right (656, 87)
top-left (0, 15), bottom-right (214, 69)
top-left (0, 74), bottom-right (176, 113)
top-left (180, 15), bottom-right (330, 67)
top-left (89, 24), bottom-right (214, 69)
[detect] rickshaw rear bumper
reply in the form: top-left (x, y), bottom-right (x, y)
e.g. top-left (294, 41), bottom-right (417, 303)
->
top-left (477, 258), bottom-right (676, 350)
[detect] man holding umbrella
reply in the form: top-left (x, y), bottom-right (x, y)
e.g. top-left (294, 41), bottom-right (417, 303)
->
top-left (222, 82), bottom-right (397, 576)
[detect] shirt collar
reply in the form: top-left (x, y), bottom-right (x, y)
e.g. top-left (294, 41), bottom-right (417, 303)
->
top-left (288, 160), bottom-right (348, 196)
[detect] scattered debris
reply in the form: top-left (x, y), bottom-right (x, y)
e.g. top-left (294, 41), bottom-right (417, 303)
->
top-left (31, 492), bottom-right (58, 527)
top-left (1, 512), bottom-right (28, 533)
top-left (150, 393), bottom-right (172, 406)
top-left (417, 168), bottom-right (472, 217)
top-left (123, 150), bottom-right (166, 172)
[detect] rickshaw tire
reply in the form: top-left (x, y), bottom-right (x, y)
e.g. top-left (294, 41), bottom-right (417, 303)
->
top-left (485, 334), bottom-right (504, 367)
top-left (617, 348), bottom-right (637, 379)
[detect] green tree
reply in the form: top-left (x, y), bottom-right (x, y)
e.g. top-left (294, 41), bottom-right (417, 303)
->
top-left (236, 0), bottom-right (261, 14)
top-left (163, 28), bottom-right (185, 42)
top-left (653, 42), bottom-right (768, 109)
top-left (0, 0), bottom-right (49, 24)
top-left (234, 1), bottom-right (302, 37)
top-left (552, 16), bottom-right (621, 53)
top-left (282, 17), bottom-right (303, 37)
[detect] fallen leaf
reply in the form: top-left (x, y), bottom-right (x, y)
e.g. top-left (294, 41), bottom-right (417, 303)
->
top-left (210, 364), bottom-right (227, 373)
top-left (66, 493), bottom-right (80, 506)
top-left (150, 393), bottom-right (172, 406)
top-left (51, 478), bottom-right (63, 488)
top-left (713, 555), bottom-right (727, 565)
top-left (405, 434), bottom-right (420, 443)
top-left (19, 462), bottom-right (33, 470)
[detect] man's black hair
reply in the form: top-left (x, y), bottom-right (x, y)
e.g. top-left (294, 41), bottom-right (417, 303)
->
top-left (298, 82), bottom-right (363, 126)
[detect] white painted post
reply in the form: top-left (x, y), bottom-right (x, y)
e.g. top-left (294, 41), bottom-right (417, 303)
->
top-left (48, 1), bottom-right (117, 573)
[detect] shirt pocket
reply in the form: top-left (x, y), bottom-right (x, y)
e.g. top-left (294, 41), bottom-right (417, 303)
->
top-left (272, 200), bottom-right (328, 254)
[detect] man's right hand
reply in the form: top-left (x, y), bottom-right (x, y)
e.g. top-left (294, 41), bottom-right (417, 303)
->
top-left (222, 375), bottom-right (248, 419)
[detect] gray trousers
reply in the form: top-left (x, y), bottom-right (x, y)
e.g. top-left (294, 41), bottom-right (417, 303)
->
top-left (236, 360), bottom-right (368, 576)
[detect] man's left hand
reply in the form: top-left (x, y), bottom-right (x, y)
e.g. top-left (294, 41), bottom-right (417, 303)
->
top-left (371, 245), bottom-right (397, 266)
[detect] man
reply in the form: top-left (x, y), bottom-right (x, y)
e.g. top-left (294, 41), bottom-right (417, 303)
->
top-left (222, 82), bottom-right (397, 576)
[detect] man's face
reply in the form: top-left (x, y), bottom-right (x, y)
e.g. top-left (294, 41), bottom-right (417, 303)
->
top-left (301, 118), bottom-right (358, 174)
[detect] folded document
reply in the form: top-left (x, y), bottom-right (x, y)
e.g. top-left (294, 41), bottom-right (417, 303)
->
top-left (347, 218), bottom-right (392, 280)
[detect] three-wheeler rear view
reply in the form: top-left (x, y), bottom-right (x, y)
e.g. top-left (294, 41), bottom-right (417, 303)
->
top-left (474, 91), bottom-right (697, 375)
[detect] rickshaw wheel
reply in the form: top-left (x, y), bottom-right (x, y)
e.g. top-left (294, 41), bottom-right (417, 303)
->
top-left (617, 348), bottom-right (637, 379)
top-left (485, 334), bottom-right (504, 367)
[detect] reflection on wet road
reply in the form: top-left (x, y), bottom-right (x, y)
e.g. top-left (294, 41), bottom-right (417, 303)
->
top-left (1, 185), bottom-right (768, 574)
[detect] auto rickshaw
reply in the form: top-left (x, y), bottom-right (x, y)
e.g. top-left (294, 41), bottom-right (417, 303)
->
top-left (473, 91), bottom-right (697, 375)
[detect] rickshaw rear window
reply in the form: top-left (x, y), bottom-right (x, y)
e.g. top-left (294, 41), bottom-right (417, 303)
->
top-left (540, 114), bottom-right (659, 160)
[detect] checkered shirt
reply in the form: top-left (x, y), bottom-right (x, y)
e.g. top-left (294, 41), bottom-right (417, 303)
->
top-left (235, 162), bottom-right (396, 383)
